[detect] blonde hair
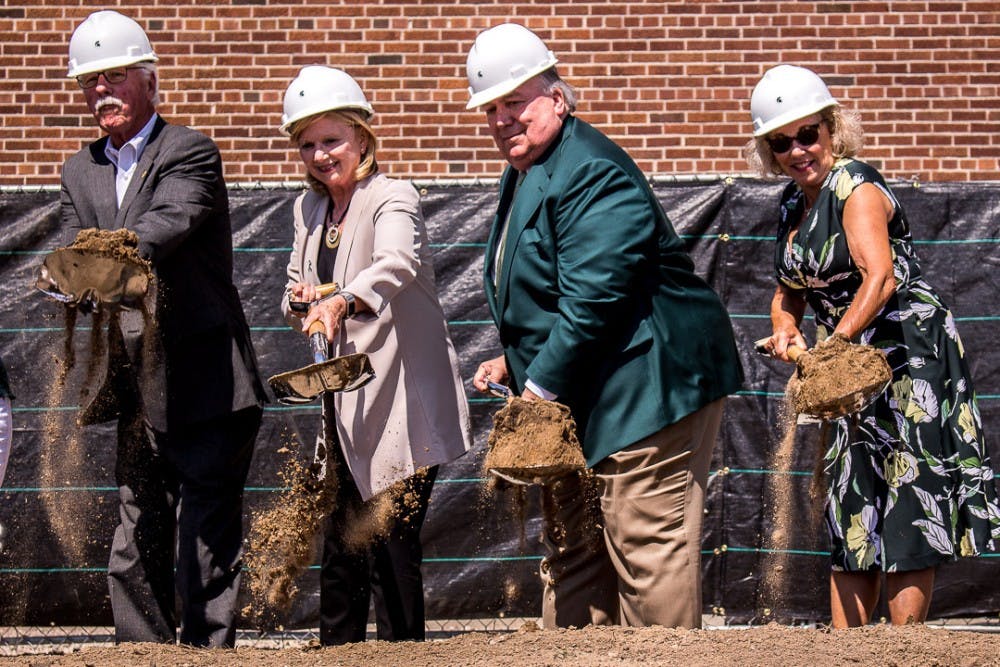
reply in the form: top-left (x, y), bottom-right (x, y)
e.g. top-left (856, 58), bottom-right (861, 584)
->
top-left (743, 105), bottom-right (865, 177)
top-left (289, 109), bottom-right (379, 193)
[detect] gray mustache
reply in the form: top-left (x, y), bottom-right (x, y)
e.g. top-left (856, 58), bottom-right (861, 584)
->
top-left (95, 96), bottom-right (124, 112)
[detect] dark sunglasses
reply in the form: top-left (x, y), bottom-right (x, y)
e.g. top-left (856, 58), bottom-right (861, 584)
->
top-left (76, 67), bottom-right (141, 89)
top-left (766, 123), bottom-right (822, 154)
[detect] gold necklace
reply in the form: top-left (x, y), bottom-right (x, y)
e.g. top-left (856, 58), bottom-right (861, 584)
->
top-left (324, 201), bottom-right (349, 249)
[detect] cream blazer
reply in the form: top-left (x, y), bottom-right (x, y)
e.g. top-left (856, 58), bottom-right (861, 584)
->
top-left (282, 174), bottom-right (472, 499)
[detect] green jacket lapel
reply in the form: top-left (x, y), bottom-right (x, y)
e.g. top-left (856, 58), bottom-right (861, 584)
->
top-left (495, 165), bottom-right (548, 314)
top-left (484, 167), bottom-right (516, 324)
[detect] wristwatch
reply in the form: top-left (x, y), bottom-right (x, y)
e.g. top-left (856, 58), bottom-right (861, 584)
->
top-left (340, 291), bottom-right (357, 318)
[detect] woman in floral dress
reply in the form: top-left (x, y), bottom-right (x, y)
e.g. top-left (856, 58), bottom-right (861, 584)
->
top-left (745, 65), bottom-right (1000, 627)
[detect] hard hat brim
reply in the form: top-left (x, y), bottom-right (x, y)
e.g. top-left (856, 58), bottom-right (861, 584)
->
top-left (279, 104), bottom-right (374, 137)
top-left (752, 100), bottom-right (837, 137)
top-left (67, 54), bottom-right (158, 78)
top-left (465, 58), bottom-right (557, 110)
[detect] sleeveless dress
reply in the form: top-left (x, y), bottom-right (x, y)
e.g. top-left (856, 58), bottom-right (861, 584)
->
top-left (774, 157), bottom-right (1000, 572)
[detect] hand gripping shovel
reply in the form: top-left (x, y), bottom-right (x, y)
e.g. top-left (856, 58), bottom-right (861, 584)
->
top-left (268, 320), bottom-right (375, 404)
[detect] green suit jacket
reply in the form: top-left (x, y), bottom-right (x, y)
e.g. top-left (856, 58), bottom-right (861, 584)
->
top-left (484, 115), bottom-right (743, 465)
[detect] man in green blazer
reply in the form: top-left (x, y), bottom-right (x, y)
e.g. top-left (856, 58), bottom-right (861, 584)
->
top-left (468, 24), bottom-right (744, 629)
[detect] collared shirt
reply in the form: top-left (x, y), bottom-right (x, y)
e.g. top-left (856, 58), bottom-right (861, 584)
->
top-left (104, 113), bottom-right (158, 207)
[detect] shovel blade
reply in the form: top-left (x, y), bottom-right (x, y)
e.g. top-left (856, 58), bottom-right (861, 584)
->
top-left (488, 464), bottom-right (582, 486)
top-left (268, 352), bottom-right (375, 404)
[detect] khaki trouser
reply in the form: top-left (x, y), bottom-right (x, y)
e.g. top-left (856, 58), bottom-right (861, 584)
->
top-left (539, 399), bottom-right (725, 629)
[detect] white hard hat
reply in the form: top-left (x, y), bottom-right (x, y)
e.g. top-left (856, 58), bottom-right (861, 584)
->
top-left (466, 23), bottom-right (558, 110)
top-left (750, 65), bottom-right (837, 136)
top-left (67, 10), bottom-right (158, 78)
top-left (280, 66), bottom-right (373, 136)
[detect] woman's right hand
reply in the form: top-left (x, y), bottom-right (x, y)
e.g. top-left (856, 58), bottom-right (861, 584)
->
top-left (768, 284), bottom-right (808, 362)
top-left (288, 281), bottom-right (320, 304)
top-left (766, 327), bottom-right (808, 363)
top-left (473, 355), bottom-right (509, 393)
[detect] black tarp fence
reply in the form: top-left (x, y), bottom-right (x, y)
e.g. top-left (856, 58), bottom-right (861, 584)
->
top-left (0, 178), bottom-right (998, 627)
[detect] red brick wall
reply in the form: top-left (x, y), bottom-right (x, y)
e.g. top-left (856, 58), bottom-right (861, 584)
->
top-left (2, 1), bottom-right (998, 186)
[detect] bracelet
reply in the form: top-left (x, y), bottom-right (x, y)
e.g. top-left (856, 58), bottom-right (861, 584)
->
top-left (340, 291), bottom-right (357, 318)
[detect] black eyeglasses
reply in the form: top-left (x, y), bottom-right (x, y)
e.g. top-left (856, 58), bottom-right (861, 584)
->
top-left (766, 123), bottom-right (822, 154)
top-left (76, 67), bottom-right (140, 89)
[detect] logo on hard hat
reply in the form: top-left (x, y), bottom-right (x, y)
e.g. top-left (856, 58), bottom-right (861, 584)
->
top-left (95, 40), bottom-right (101, 47)
top-left (776, 96), bottom-right (782, 103)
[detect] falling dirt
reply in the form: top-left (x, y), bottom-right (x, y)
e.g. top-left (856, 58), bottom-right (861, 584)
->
top-left (759, 386), bottom-right (816, 619)
top-left (243, 442), bottom-right (433, 631)
top-left (792, 335), bottom-right (891, 419)
top-left (36, 307), bottom-right (109, 576)
top-left (342, 467), bottom-right (432, 552)
top-left (242, 446), bottom-right (336, 631)
top-left (5, 623), bottom-right (999, 666)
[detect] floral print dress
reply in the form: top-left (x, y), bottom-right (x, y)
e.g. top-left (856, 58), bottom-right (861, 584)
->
top-left (774, 158), bottom-right (1000, 572)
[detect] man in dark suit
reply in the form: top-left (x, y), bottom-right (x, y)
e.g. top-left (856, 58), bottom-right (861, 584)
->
top-left (56, 10), bottom-right (267, 647)
top-left (468, 24), bottom-right (744, 629)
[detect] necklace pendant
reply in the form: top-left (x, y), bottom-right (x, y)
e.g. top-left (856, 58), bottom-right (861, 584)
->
top-left (325, 226), bottom-right (341, 249)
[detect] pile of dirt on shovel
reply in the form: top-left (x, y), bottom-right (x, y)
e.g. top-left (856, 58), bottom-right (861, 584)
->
top-left (483, 398), bottom-right (586, 475)
top-left (792, 335), bottom-right (892, 417)
top-left (69, 228), bottom-right (151, 269)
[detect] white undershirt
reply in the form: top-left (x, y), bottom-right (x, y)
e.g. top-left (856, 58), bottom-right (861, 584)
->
top-left (104, 113), bottom-right (158, 207)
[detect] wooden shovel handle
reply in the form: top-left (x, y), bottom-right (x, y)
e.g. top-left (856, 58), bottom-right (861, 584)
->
top-left (314, 282), bottom-right (340, 298)
top-left (308, 320), bottom-right (326, 337)
top-left (786, 345), bottom-right (805, 361)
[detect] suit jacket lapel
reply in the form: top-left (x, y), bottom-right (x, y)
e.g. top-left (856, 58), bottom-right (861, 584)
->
top-left (115, 116), bottom-right (166, 229)
top-left (484, 168), bottom-right (518, 324)
top-left (334, 174), bottom-right (375, 287)
top-left (495, 165), bottom-right (548, 314)
top-left (87, 138), bottom-right (119, 230)
top-left (302, 192), bottom-right (328, 285)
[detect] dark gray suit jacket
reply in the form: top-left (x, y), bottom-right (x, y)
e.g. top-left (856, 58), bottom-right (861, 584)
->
top-left (60, 116), bottom-right (266, 431)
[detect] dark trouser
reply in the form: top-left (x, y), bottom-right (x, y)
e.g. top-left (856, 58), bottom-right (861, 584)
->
top-left (318, 443), bottom-right (437, 646)
top-left (108, 405), bottom-right (261, 647)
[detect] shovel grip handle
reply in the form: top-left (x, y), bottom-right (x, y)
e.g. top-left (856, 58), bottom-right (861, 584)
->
top-left (315, 282), bottom-right (340, 298)
top-left (753, 336), bottom-right (806, 361)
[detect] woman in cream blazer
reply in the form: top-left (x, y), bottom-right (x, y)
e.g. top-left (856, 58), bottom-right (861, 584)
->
top-left (278, 66), bottom-right (471, 645)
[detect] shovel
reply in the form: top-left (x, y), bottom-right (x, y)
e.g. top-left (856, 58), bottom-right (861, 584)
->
top-left (754, 336), bottom-right (891, 420)
top-left (268, 320), bottom-right (375, 404)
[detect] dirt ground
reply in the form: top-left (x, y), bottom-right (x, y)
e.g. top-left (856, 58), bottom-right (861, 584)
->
top-left (4, 623), bottom-right (998, 666)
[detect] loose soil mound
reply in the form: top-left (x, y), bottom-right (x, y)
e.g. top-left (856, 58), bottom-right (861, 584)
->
top-left (792, 336), bottom-right (891, 419)
top-left (483, 398), bottom-right (586, 482)
top-left (6, 624), bottom-right (998, 666)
